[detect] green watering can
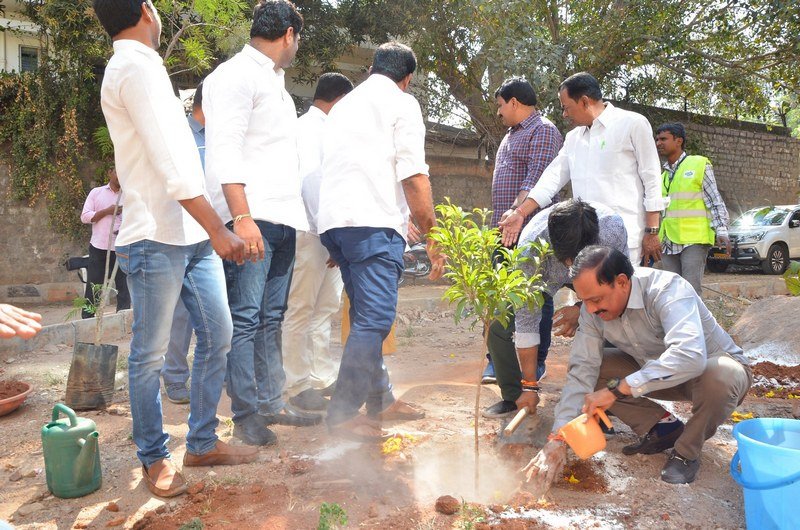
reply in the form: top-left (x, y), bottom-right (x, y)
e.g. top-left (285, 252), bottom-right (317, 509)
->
top-left (41, 403), bottom-right (102, 498)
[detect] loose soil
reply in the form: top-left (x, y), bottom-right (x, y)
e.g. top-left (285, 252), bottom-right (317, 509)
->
top-left (0, 285), bottom-right (795, 529)
top-left (0, 381), bottom-right (28, 400)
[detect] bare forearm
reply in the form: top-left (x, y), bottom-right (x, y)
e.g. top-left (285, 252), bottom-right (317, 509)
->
top-left (222, 184), bottom-right (250, 218)
top-left (178, 196), bottom-right (227, 238)
top-left (516, 196), bottom-right (541, 218)
top-left (401, 174), bottom-right (436, 235)
top-left (517, 345), bottom-right (539, 382)
top-left (645, 211), bottom-right (660, 228)
top-left (511, 190), bottom-right (530, 210)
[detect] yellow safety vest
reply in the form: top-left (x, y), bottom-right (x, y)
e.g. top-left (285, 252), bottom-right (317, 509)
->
top-left (659, 155), bottom-right (716, 246)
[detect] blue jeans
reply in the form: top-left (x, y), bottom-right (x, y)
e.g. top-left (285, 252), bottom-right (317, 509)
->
top-left (115, 239), bottom-right (231, 466)
top-left (320, 227), bottom-right (403, 426)
top-left (161, 299), bottom-right (192, 386)
top-left (223, 220), bottom-right (295, 422)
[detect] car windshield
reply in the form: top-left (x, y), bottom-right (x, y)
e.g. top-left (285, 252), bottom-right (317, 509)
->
top-left (733, 207), bottom-right (790, 228)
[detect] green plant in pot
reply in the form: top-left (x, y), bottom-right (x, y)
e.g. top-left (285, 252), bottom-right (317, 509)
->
top-left (65, 194), bottom-right (121, 410)
top-left (428, 199), bottom-right (549, 492)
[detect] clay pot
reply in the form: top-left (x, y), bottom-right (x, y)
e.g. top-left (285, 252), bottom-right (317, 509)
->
top-left (558, 409), bottom-right (613, 459)
top-left (0, 381), bottom-right (33, 417)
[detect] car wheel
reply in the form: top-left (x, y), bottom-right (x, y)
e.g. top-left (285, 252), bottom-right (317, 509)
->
top-left (761, 243), bottom-right (788, 275)
top-left (707, 260), bottom-right (729, 273)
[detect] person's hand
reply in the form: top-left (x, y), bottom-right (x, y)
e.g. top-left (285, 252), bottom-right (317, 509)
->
top-left (515, 391), bottom-right (540, 415)
top-left (232, 217), bottom-right (264, 262)
top-left (552, 305), bottom-right (580, 337)
top-left (407, 222), bottom-right (422, 245)
top-left (582, 388), bottom-right (615, 418)
top-left (498, 209), bottom-right (524, 247)
top-left (0, 304), bottom-right (42, 339)
top-left (326, 257), bottom-right (338, 268)
top-left (521, 439), bottom-right (568, 495)
top-left (717, 233), bottom-right (732, 256)
top-left (426, 239), bottom-right (446, 280)
top-left (210, 225), bottom-right (246, 264)
top-left (640, 233), bottom-right (662, 265)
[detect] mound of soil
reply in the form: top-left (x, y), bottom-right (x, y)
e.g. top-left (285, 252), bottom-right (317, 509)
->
top-left (750, 361), bottom-right (800, 397)
top-left (556, 459), bottom-right (608, 493)
top-left (0, 381), bottom-right (28, 400)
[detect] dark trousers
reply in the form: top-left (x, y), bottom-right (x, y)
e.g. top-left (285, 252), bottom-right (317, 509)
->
top-left (83, 244), bottom-right (130, 319)
top-left (488, 293), bottom-right (554, 402)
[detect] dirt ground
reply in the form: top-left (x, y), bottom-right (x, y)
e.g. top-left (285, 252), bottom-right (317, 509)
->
top-left (1, 285), bottom-right (797, 529)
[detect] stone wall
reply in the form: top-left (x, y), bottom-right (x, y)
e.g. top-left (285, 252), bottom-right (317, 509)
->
top-left (615, 102), bottom-right (800, 216)
top-left (0, 163), bottom-right (86, 300)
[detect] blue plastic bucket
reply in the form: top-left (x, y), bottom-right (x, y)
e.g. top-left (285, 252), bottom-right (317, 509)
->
top-left (730, 418), bottom-right (800, 530)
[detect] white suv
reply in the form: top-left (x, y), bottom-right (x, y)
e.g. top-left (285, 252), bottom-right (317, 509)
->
top-left (706, 205), bottom-right (800, 274)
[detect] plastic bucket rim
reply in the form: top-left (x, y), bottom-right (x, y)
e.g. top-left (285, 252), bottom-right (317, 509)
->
top-left (733, 418), bottom-right (800, 456)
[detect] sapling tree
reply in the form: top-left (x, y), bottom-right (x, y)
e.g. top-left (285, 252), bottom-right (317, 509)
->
top-left (428, 199), bottom-right (550, 491)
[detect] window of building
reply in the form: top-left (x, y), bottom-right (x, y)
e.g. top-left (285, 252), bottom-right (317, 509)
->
top-left (19, 46), bottom-right (39, 73)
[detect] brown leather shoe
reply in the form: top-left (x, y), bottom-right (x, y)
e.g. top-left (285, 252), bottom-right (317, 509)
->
top-left (183, 440), bottom-right (258, 467)
top-left (142, 459), bottom-right (187, 498)
top-left (371, 400), bottom-right (425, 422)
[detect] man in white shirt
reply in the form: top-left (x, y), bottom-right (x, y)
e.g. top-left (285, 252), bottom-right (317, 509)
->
top-left (203, 0), bottom-right (319, 447)
top-left (93, 0), bottom-right (256, 498)
top-left (317, 42), bottom-right (444, 442)
top-left (500, 72), bottom-right (667, 265)
top-left (283, 73), bottom-right (354, 412)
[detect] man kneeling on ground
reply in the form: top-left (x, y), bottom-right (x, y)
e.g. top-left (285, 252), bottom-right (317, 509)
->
top-left (483, 199), bottom-right (628, 419)
top-left (524, 246), bottom-right (751, 486)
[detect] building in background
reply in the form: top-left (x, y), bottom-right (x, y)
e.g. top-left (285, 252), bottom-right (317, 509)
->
top-left (0, 1), bottom-right (43, 73)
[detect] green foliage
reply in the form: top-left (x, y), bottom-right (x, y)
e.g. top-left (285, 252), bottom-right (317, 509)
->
top-left (784, 261), bottom-right (800, 296)
top-left (177, 518), bottom-right (204, 530)
top-left (429, 199), bottom-right (549, 331)
top-left (317, 502), bottom-right (348, 530)
top-left (336, 0), bottom-right (800, 153)
top-left (456, 500), bottom-right (486, 530)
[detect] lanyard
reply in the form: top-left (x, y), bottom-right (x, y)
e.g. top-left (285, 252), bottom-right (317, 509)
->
top-left (663, 155), bottom-right (687, 195)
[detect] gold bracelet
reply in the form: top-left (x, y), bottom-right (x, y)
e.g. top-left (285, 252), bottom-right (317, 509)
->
top-left (233, 213), bottom-right (252, 224)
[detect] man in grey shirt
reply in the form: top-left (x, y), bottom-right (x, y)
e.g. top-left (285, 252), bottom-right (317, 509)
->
top-left (483, 199), bottom-right (628, 419)
top-left (524, 246), bottom-right (750, 486)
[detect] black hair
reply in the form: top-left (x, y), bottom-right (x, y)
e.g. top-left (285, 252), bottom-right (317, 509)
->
top-left (560, 72), bottom-right (603, 102)
top-left (494, 77), bottom-right (538, 106)
top-left (656, 122), bottom-right (686, 148)
top-left (251, 0), bottom-right (303, 41)
top-left (193, 81), bottom-right (203, 110)
top-left (548, 199), bottom-right (600, 264)
top-left (371, 42), bottom-right (417, 83)
top-left (569, 245), bottom-right (633, 285)
top-left (93, 0), bottom-right (146, 38)
top-left (313, 72), bottom-right (354, 102)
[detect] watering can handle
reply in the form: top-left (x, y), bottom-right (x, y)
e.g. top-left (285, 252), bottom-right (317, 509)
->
top-left (51, 403), bottom-right (79, 428)
top-left (595, 409), bottom-right (613, 430)
top-left (730, 452), bottom-right (800, 490)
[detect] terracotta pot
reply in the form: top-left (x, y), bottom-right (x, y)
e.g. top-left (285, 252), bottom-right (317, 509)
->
top-left (0, 381), bottom-right (33, 417)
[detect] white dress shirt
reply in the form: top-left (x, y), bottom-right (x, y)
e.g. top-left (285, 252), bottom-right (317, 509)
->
top-left (296, 105), bottom-right (326, 235)
top-left (100, 40), bottom-right (208, 247)
top-left (528, 103), bottom-right (668, 252)
top-left (203, 44), bottom-right (307, 230)
top-left (317, 74), bottom-right (429, 239)
top-left (553, 267), bottom-right (747, 431)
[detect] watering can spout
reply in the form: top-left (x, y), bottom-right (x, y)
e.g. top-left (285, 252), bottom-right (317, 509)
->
top-left (74, 431), bottom-right (99, 486)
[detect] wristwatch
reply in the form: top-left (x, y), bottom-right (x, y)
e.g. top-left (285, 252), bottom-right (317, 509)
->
top-left (644, 226), bottom-right (660, 234)
top-left (606, 377), bottom-right (626, 399)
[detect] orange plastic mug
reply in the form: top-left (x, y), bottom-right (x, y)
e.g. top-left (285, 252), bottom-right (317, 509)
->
top-left (557, 409), bottom-right (613, 460)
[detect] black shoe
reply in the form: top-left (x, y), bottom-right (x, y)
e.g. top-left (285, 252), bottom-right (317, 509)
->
top-left (259, 403), bottom-right (323, 427)
top-left (622, 422), bottom-right (684, 455)
top-left (481, 400), bottom-right (517, 419)
top-left (289, 388), bottom-right (329, 411)
top-left (319, 382), bottom-right (336, 397)
top-left (661, 450), bottom-right (700, 484)
top-left (233, 415), bottom-right (277, 446)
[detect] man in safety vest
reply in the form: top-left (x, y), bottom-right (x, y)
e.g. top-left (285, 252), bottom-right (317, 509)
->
top-left (655, 123), bottom-right (730, 294)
